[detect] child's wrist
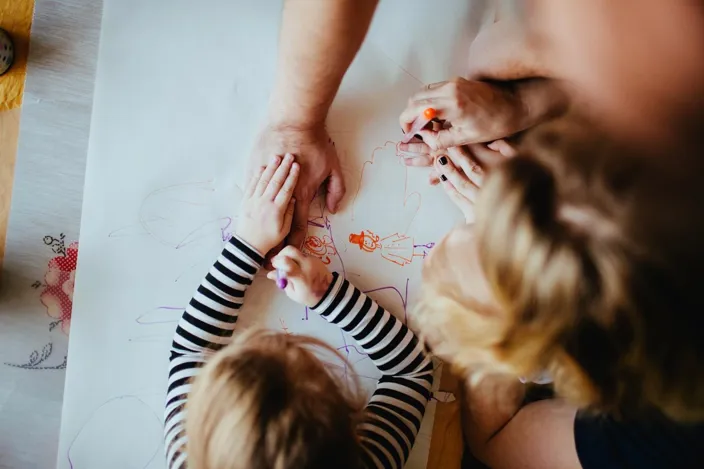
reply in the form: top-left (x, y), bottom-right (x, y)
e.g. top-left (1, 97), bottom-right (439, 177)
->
top-left (307, 272), bottom-right (336, 308)
top-left (233, 230), bottom-right (270, 257)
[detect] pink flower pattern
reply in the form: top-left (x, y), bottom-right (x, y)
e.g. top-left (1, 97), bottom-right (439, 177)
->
top-left (40, 242), bottom-right (78, 335)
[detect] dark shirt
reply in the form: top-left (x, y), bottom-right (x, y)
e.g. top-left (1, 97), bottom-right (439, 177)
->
top-left (575, 410), bottom-right (704, 469)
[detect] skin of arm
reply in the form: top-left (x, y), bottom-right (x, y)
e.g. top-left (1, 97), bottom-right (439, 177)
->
top-left (461, 374), bottom-right (583, 469)
top-left (250, 0), bottom-right (379, 248)
top-left (269, 0), bottom-right (379, 128)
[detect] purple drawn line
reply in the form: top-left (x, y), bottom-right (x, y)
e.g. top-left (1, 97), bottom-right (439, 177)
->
top-left (220, 217), bottom-right (233, 242)
top-left (324, 216), bottom-right (346, 277)
top-left (364, 278), bottom-right (410, 324)
top-left (337, 343), bottom-right (368, 357)
top-left (135, 306), bottom-right (183, 325)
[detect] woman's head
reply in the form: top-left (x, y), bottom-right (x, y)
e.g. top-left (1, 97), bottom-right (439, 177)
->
top-left (186, 329), bottom-right (365, 469)
top-left (417, 117), bottom-right (704, 421)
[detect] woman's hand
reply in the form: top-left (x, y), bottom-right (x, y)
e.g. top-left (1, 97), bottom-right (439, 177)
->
top-left (267, 246), bottom-right (333, 307)
top-left (434, 147), bottom-right (484, 223)
top-left (433, 142), bottom-right (515, 222)
top-left (399, 77), bottom-right (524, 150)
top-left (236, 154), bottom-right (299, 255)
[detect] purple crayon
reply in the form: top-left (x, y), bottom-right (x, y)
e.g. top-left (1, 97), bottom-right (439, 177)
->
top-left (276, 269), bottom-right (288, 290)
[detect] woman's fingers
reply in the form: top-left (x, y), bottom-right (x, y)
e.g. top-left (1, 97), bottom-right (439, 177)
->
top-left (254, 155), bottom-right (281, 196)
top-left (273, 162), bottom-right (300, 206)
top-left (429, 170), bottom-right (441, 186)
top-left (440, 177), bottom-right (474, 220)
top-left (264, 153), bottom-right (294, 200)
top-left (447, 146), bottom-right (484, 188)
top-left (245, 166), bottom-right (266, 197)
top-left (435, 153), bottom-right (479, 202)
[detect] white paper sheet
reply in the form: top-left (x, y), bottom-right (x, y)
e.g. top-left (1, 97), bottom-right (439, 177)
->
top-left (57, 1), bottom-right (488, 467)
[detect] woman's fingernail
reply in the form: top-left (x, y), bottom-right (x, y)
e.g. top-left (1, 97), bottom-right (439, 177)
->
top-left (284, 153), bottom-right (294, 160)
top-left (271, 155), bottom-right (279, 163)
top-left (438, 156), bottom-right (448, 166)
top-left (440, 174), bottom-right (448, 182)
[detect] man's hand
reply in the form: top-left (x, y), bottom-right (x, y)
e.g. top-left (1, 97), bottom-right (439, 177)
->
top-left (399, 77), bottom-right (524, 150)
top-left (249, 124), bottom-right (344, 249)
top-left (236, 154), bottom-right (299, 255)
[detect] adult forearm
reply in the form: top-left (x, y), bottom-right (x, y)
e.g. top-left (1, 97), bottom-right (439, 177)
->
top-left (513, 78), bottom-right (570, 131)
top-left (269, 0), bottom-right (378, 129)
top-left (462, 374), bottom-right (526, 458)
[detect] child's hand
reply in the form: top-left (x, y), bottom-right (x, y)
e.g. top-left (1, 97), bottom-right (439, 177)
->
top-left (267, 246), bottom-right (333, 307)
top-left (236, 154), bottom-right (299, 255)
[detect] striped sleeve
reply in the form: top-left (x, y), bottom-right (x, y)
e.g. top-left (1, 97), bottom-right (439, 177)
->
top-left (311, 273), bottom-right (435, 469)
top-left (163, 236), bottom-right (263, 469)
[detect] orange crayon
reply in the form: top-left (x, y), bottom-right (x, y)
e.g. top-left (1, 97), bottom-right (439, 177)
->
top-left (401, 107), bottom-right (437, 143)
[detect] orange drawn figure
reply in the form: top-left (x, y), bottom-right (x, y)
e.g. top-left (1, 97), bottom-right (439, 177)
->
top-left (349, 230), bottom-right (434, 267)
top-left (302, 234), bottom-right (337, 265)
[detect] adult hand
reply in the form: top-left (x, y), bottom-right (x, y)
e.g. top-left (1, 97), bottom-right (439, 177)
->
top-left (433, 146), bottom-right (484, 223)
top-left (236, 154), bottom-right (299, 255)
top-left (249, 124), bottom-right (345, 249)
top-left (399, 77), bottom-right (525, 151)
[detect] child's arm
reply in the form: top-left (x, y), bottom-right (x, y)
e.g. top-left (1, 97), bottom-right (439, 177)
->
top-left (164, 155), bottom-right (299, 469)
top-left (270, 247), bottom-right (434, 469)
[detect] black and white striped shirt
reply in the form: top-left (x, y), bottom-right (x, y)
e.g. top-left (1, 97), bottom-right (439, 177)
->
top-left (164, 236), bottom-right (434, 469)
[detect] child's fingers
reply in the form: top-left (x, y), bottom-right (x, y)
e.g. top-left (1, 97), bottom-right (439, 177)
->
top-left (271, 255), bottom-right (301, 277)
top-left (273, 162), bottom-right (300, 206)
top-left (487, 139), bottom-right (517, 158)
top-left (245, 166), bottom-right (266, 197)
top-left (264, 153), bottom-right (294, 200)
top-left (277, 245), bottom-right (306, 263)
top-left (468, 142), bottom-right (510, 169)
top-left (402, 155), bottom-right (433, 167)
top-left (254, 155), bottom-right (281, 196)
top-left (397, 141), bottom-right (431, 156)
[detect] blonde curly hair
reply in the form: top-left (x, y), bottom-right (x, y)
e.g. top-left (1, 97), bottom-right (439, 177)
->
top-left (185, 328), bottom-right (366, 469)
top-left (416, 117), bottom-right (704, 421)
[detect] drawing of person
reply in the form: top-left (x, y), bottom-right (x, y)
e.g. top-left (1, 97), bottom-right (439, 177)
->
top-left (349, 230), bottom-right (434, 266)
top-left (302, 234), bottom-right (337, 265)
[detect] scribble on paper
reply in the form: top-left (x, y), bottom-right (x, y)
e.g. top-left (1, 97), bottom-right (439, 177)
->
top-left (349, 230), bottom-right (434, 266)
top-left (350, 142), bottom-right (422, 235)
top-left (66, 395), bottom-right (162, 469)
top-left (108, 181), bottom-right (235, 250)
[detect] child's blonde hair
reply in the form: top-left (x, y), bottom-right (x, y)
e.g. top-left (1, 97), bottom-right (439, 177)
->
top-left (185, 328), bottom-right (366, 469)
top-left (416, 116), bottom-right (704, 421)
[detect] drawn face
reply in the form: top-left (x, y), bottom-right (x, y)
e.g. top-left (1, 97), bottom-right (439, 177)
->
top-left (361, 234), bottom-right (379, 252)
top-left (349, 230), bottom-right (380, 253)
top-left (303, 235), bottom-right (327, 257)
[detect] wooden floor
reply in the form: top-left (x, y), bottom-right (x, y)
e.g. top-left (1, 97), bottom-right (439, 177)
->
top-left (0, 107), bottom-right (19, 264)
